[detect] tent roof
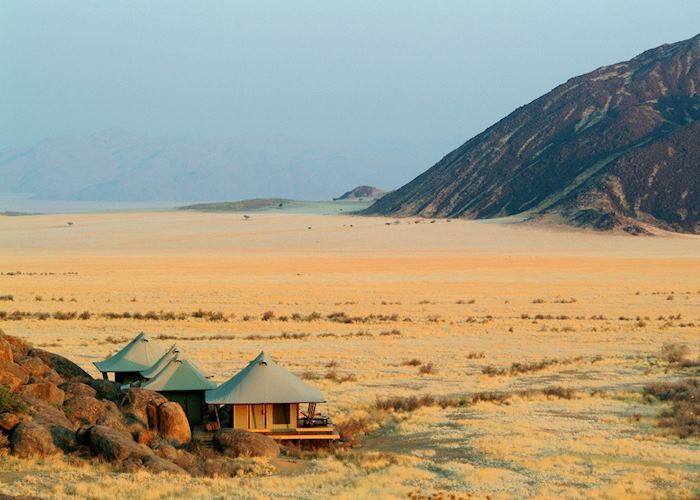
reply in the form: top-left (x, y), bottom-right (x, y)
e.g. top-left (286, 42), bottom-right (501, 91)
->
top-left (140, 344), bottom-right (179, 379)
top-left (94, 332), bottom-right (166, 373)
top-left (205, 352), bottom-right (325, 404)
top-left (142, 356), bottom-right (218, 392)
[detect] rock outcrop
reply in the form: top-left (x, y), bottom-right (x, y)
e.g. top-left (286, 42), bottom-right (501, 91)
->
top-left (0, 331), bottom-right (276, 478)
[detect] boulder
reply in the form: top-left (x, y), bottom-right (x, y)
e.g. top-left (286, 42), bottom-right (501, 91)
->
top-left (28, 349), bottom-right (92, 382)
top-left (157, 402), bottom-right (191, 446)
top-left (10, 422), bottom-right (60, 458)
top-left (18, 395), bottom-right (77, 452)
top-left (142, 454), bottom-right (186, 474)
top-left (87, 425), bottom-right (152, 463)
top-left (0, 413), bottom-right (20, 432)
top-left (150, 437), bottom-right (178, 461)
top-left (15, 355), bottom-right (50, 378)
top-left (20, 394), bottom-right (73, 429)
top-left (213, 428), bottom-right (280, 458)
top-left (134, 429), bottom-right (157, 446)
top-left (20, 383), bottom-right (65, 406)
top-left (0, 359), bottom-right (29, 392)
top-left (88, 379), bottom-right (122, 402)
top-left (60, 382), bottom-right (97, 399)
top-left (0, 337), bottom-right (13, 362)
top-left (120, 388), bottom-right (167, 428)
top-left (0, 332), bottom-right (31, 358)
top-left (63, 395), bottom-right (131, 436)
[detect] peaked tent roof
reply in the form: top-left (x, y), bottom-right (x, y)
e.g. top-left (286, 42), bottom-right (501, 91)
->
top-left (140, 344), bottom-right (180, 379)
top-left (94, 332), bottom-right (167, 373)
top-left (142, 356), bottom-right (218, 392)
top-left (205, 352), bottom-right (325, 404)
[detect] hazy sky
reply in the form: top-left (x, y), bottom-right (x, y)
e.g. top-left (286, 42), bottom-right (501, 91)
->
top-left (3, 1), bottom-right (700, 156)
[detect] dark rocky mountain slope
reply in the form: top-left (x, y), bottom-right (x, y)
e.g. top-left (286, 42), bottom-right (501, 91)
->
top-left (364, 34), bottom-right (700, 234)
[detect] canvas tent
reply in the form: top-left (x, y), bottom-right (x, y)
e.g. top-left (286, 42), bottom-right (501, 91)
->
top-left (94, 332), bottom-right (166, 383)
top-left (140, 344), bottom-right (179, 379)
top-left (142, 355), bottom-right (217, 425)
top-left (205, 352), bottom-right (330, 435)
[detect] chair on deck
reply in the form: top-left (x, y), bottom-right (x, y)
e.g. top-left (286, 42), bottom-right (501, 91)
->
top-left (300, 402), bottom-right (330, 427)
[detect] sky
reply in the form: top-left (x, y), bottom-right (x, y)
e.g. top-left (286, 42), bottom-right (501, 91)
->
top-left (2, 1), bottom-right (700, 172)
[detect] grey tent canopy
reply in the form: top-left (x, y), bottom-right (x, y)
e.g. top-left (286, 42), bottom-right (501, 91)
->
top-left (142, 356), bottom-right (218, 392)
top-left (205, 351), bottom-right (325, 405)
top-left (94, 332), bottom-right (166, 373)
top-left (140, 344), bottom-right (180, 379)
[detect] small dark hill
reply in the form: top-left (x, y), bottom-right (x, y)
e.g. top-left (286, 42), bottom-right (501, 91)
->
top-left (334, 186), bottom-right (386, 201)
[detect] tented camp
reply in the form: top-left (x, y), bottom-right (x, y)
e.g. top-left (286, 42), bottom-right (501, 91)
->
top-left (140, 344), bottom-right (179, 380)
top-left (141, 355), bottom-right (217, 425)
top-left (205, 352), bottom-right (339, 441)
top-left (94, 332), bottom-right (166, 384)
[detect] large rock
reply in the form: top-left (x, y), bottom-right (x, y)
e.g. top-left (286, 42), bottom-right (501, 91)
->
top-left (64, 395), bottom-right (131, 436)
top-left (20, 383), bottom-right (65, 406)
top-left (15, 355), bottom-right (50, 378)
top-left (213, 428), bottom-right (280, 458)
top-left (60, 382), bottom-right (97, 399)
top-left (20, 394), bottom-right (73, 429)
top-left (0, 337), bottom-right (13, 362)
top-left (0, 359), bottom-right (29, 392)
top-left (28, 349), bottom-right (92, 382)
top-left (141, 454), bottom-right (186, 474)
top-left (0, 332), bottom-right (31, 358)
top-left (10, 422), bottom-right (60, 458)
top-left (88, 379), bottom-right (122, 402)
top-left (87, 424), bottom-right (152, 463)
top-left (120, 388), bottom-right (167, 428)
top-left (157, 402), bottom-right (191, 446)
top-left (18, 394), bottom-right (77, 452)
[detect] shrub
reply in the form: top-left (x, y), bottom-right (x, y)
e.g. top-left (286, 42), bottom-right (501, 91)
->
top-left (0, 385), bottom-right (28, 414)
top-left (466, 352), bottom-right (485, 359)
top-left (261, 310), bottom-right (275, 321)
top-left (541, 386), bottom-right (575, 399)
top-left (401, 359), bottom-right (422, 367)
top-left (324, 371), bottom-right (356, 383)
top-left (660, 343), bottom-right (691, 364)
top-left (379, 329), bottom-right (401, 336)
top-left (0, 295), bottom-right (13, 301)
top-left (644, 379), bottom-right (700, 438)
top-left (418, 362), bottom-right (435, 375)
top-left (78, 311), bottom-right (91, 320)
top-left (336, 416), bottom-right (372, 446)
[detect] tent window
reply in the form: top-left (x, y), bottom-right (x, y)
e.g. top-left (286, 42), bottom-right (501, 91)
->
top-left (272, 404), bottom-right (291, 425)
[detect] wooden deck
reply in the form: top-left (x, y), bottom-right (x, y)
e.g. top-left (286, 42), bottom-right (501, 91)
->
top-left (193, 426), bottom-right (340, 443)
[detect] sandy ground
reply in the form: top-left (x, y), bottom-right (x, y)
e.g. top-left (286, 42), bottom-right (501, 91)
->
top-left (1, 211), bottom-right (699, 498)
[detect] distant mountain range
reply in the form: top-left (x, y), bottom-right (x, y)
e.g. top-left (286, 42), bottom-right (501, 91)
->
top-left (365, 34), bottom-right (700, 234)
top-left (0, 131), bottom-right (427, 203)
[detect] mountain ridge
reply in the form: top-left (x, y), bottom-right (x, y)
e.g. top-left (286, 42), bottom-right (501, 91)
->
top-left (364, 34), bottom-right (700, 234)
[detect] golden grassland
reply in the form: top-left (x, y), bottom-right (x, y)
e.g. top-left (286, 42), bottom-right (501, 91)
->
top-left (1, 211), bottom-right (699, 498)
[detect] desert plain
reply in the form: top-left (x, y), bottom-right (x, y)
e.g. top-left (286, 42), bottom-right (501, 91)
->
top-left (0, 210), bottom-right (699, 498)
